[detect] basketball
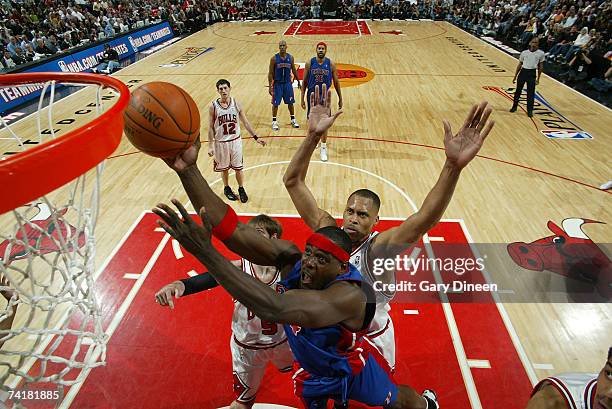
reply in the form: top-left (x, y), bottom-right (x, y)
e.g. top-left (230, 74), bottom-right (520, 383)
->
top-left (123, 82), bottom-right (200, 158)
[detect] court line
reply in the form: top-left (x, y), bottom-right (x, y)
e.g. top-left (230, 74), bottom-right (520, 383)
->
top-left (204, 160), bottom-right (484, 408)
top-left (108, 134), bottom-right (610, 193)
top-left (113, 72), bottom-right (512, 78)
top-left (456, 218), bottom-right (539, 386)
top-left (292, 20), bottom-right (304, 37)
top-left (210, 20), bottom-right (448, 45)
top-left (59, 231), bottom-right (172, 408)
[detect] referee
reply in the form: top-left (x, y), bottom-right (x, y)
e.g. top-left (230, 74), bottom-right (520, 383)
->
top-left (510, 38), bottom-right (545, 117)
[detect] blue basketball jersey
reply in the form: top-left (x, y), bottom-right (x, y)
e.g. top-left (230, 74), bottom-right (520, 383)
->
top-left (307, 57), bottom-right (332, 93)
top-left (278, 261), bottom-right (372, 378)
top-left (274, 53), bottom-right (293, 83)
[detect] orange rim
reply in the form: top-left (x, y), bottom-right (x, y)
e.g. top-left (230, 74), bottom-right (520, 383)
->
top-left (0, 73), bottom-right (130, 215)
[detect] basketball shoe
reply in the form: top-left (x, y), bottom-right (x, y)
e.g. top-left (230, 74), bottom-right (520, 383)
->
top-left (224, 186), bottom-right (238, 201)
top-left (238, 187), bottom-right (248, 203)
top-left (422, 390), bottom-right (439, 409)
top-left (291, 118), bottom-right (300, 128)
top-left (272, 121), bottom-right (280, 131)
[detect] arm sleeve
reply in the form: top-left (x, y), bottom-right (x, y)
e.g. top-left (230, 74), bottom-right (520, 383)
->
top-left (180, 272), bottom-right (219, 296)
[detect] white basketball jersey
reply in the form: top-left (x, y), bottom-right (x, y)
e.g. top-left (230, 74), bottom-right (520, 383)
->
top-left (231, 258), bottom-right (286, 347)
top-left (532, 373), bottom-right (598, 409)
top-left (350, 231), bottom-right (393, 305)
top-left (213, 97), bottom-right (241, 142)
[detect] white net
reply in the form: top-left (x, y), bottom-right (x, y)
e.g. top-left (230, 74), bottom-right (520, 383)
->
top-left (0, 78), bottom-right (116, 408)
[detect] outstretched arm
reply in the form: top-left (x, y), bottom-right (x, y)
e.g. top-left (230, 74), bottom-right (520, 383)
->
top-left (163, 146), bottom-right (300, 266)
top-left (283, 86), bottom-right (343, 231)
top-left (290, 55), bottom-right (301, 89)
top-left (154, 203), bottom-right (364, 328)
top-left (300, 60), bottom-right (311, 109)
top-left (155, 260), bottom-right (243, 309)
top-left (331, 62), bottom-right (342, 109)
top-left (375, 101), bottom-right (494, 247)
top-left (236, 101), bottom-right (258, 140)
top-left (268, 56), bottom-right (275, 96)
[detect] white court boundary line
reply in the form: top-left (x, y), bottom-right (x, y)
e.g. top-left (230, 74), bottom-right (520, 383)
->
top-left (456, 219), bottom-right (538, 385)
top-left (62, 160), bottom-right (486, 408)
top-left (60, 230), bottom-right (172, 408)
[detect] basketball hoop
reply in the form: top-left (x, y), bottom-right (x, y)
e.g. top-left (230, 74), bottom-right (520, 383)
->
top-left (0, 73), bottom-right (129, 408)
top-left (0, 73), bottom-right (130, 215)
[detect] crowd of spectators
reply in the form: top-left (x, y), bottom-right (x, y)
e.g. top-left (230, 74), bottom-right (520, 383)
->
top-left (446, 0), bottom-right (611, 98)
top-left (1, 0), bottom-right (610, 101)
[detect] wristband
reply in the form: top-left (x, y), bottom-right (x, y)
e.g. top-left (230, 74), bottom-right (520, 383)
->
top-left (212, 205), bottom-right (238, 241)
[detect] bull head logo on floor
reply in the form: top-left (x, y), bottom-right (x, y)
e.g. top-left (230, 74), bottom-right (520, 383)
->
top-left (507, 218), bottom-right (611, 300)
top-left (0, 203), bottom-right (86, 265)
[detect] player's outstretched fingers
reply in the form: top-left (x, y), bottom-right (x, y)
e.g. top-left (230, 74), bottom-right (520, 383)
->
top-left (470, 101), bottom-right (487, 128)
top-left (198, 206), bottom-right (213, 233)
top-left (321, 83), bottom-right (327, 106)
top-left (461, 104), bottom-right (478, 131)
top-left (325, 88), bottom-right (333, 111)
top-left (443, 119), bottom-right (453, 143)
top-left (480, 119), bottom-right (495, 142)
top-left (171, 199), bottom-right (192, 225)
top-left (476, 103), bottom-right (492, 132)
top-left (309, 89), bottom-right (315, 109)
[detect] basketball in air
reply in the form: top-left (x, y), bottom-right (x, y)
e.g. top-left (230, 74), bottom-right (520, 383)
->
top-left (123, 82), bottom-right (200, 158)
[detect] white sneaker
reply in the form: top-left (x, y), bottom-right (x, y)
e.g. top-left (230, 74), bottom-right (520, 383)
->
top-left (291, 118), bottom-right (300, 128)
top-left (272, 121), bottom-right (279, 131)
top-left (600, 180), bottom-right (612, 190)
top-left (320, 145), bottom-right (328, 162)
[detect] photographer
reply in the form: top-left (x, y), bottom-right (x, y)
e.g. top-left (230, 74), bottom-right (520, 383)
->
top-left (92, 43), bottom-right (119, 74)
top-left (559, 48), bottom-right (592, 85)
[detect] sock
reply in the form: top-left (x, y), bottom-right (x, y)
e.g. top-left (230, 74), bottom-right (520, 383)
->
top-left (272, 117), bottom-right (277, 122)
top-left (290, 115), bottom-right (295, 119)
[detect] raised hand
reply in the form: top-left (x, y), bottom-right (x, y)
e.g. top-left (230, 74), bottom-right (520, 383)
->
top-left (155, 281), bottom-right (185, 309)
top-left (162, 138), bottom-right (202, 173)
top-left (153, 199), bottom-right (213, 256)
top-left (443, 101), bottom-right (494, 170)
top-left (307, 84), bottom-right (343, 137)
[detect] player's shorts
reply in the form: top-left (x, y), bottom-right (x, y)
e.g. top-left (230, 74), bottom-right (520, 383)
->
top-left (365, 306), bottom-right (396, 371)
top-left (272, 82), bottom-right (295, 106)
top-left (213, 137), bottom-right (243, 172)
top-left (231, 336), bottom-right (294, 405)
top-left (293, 348), bottom-right (398, 408)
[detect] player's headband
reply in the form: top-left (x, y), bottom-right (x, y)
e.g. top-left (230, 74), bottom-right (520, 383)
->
top-left (306, 233), bottom-right (349, 263)
top-left (316, 41), bottom-right (327, 49)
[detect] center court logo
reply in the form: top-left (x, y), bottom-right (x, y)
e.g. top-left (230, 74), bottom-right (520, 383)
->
top-left (484, 86), bottom-right (593, 139)
top-left (158, 47), bottom-right (214, 68)
top-left (294, 63), bottom-right (375, 88)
